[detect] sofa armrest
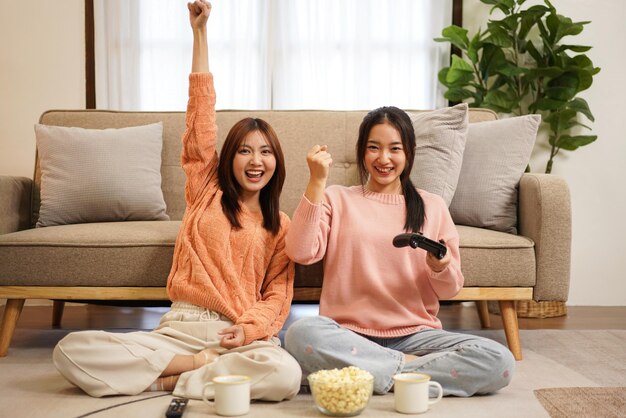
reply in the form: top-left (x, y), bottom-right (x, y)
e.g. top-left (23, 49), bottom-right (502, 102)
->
top-left (0, 176), bottom-right (33, 235)
top-left (518, 173), bottom-right (571, 301)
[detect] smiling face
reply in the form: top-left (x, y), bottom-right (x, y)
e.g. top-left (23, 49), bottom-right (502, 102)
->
top-left (232, 130), bottom-right (277, 202)
top-left (364, 122), bottom-right (407, 194)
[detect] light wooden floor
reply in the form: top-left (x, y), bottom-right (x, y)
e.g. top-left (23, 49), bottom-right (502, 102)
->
top-left (4, 302), bottom-right (626, 336)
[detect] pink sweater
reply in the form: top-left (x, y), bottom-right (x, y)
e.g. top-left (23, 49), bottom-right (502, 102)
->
top-left (167, 73), bottom-right (295, 344)
top-left (285, 185), bottom-right (464, 338)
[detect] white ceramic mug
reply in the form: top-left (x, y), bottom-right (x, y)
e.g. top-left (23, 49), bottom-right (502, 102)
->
top-left (202, 375), bottom-right (251, 416)
top-left (393, 373), bottom-right (443, 414)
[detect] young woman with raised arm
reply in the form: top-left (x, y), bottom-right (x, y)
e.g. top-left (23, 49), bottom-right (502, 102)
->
top-left (53, 1), bottom-right (301, 401)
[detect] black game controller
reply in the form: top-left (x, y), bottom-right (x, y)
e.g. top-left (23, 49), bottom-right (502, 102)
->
top-left (392, 233), bottom-right (447, 259)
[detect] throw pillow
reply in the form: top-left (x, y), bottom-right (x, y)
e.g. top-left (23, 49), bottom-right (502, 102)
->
top-left (35, 122), bottom-right (169, 227)
top-left (409, 103), bottom-right (468, 206)
top-left (449, 114), bottom-right (541, 234)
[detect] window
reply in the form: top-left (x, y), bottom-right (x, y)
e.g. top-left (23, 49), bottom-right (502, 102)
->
top-left (94, 0), bottom-right (453, 111)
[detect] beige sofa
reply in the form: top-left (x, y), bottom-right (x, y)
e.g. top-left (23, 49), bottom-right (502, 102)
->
top-left (0, 109), bottom-right (571, 359)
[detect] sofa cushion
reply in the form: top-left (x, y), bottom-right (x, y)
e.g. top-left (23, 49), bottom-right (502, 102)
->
top-left (0, 221), bottom-right (180, 286)
top-left (408, 103), bottom-right (469, 206)
top-left (449, 115), bottom-right (540, 234)
top-left (34, 123), bottom-right (169, 227)
top-left (456, 225), bottom-right (536, 287)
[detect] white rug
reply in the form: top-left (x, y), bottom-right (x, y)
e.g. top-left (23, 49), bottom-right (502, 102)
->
top-left (1, 329), bottom-right (624, 417)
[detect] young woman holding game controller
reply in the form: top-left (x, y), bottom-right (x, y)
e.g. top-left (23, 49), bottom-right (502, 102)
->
top-left (53, 0), bottom-right (301, 401)
top-left (284, 106), bottom-right (515, 396)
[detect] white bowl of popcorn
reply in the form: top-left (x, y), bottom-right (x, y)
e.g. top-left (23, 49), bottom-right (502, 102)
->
top-left (307, 366), bottom-right (374, 417)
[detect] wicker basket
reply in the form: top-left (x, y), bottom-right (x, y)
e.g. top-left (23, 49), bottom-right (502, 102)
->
top-left (487, 300), bottom-right (568, 318)
top-left (516, 300), bottom-right (567, 318)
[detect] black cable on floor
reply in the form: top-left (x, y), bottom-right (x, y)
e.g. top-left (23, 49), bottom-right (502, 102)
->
top-left (74, 392), bottom-right (170, 418)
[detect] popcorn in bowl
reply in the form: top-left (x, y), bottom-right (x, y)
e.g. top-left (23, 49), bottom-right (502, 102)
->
top-left (307, 366), bottom-right (374, 417)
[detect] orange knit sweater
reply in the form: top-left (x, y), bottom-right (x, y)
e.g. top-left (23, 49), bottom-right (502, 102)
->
top-left (166, 73), bottom-right (295, 344)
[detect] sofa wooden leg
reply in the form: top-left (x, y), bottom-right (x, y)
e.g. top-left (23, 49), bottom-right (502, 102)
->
top-left (475, 301), bottom-right (491, 328)
top-left (499, 300), bottom-right (522, 361)
top-left (52, 300), bottom-right (65, 328)
top-left (0, 298), bottom-right (26, 357)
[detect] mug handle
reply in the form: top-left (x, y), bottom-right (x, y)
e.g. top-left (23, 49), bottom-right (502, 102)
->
top-left (202, 381), bottom-right (215, 405)
top-left (428, 381), bottom-right (443, 405)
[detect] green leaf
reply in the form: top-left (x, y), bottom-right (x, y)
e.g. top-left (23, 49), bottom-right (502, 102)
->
top-left (547, 14), bottom-right (586, 44)
top-left (445, 87), bottom-right (476, 102)
top-left (484, 89), bottom-right (516, 113)
top-left (532, 98), bottom-right (567, 111)
top-left (438, 67), bottom-right (451, 86)
top-left (567, 121), bottom-right (593, 131)
top-left (485, 23), bottom-right (514, 48)
top-left (547, 72), bottom-right (580, 94)
top-left (519, 6), bottom-right (550, 39)
top-left (574, 69), bottom-right (594, 92)
top-left (480, 0), bottom-right (516, 15)
top-left (490, 75), bottom-right (508, 90)
top-left (566, 97), bottom-right (594, 122)
top-left (467, 31), bottom-right (483, 64)
top-left (524, 5), bottom-right (551, 14)
top-left (544, 86), bottom-right (577, 101)
top-left (447, 55), bottom-right (475, 85)
top-left (451, 54), bottom-right (474, 72)
top-left (570, 54), bottom-right (594, 70)
top-left (479, 44), bottom-right (507, 79)
top-left (562, 119), bottom-right (582, 131)
top-left (439, 25), bottom-right (470, 50)
top-left (556, 45), bottom-right (592, 53)
top-left (557, 135), bottom-right (597, 151)
top-left (497, 63), bottom-right (527, 78)
top-left (527, 66), bottom-right (564, 80)
top-left (525, 40), bottom-right (543, 64)
top-left (546, 109), bottom-right (577, 133)
top-left (498, 14), bottom-right (519, 31)
top-left (545, 12), bottom-right (560, 43)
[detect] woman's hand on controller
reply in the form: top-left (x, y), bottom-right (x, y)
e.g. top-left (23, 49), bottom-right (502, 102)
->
top-left (426, 239), bottom-right (450, 273)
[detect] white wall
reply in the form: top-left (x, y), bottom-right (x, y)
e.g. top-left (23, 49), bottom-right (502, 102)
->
top-left (464, 0), bottom-right (626, 305)
top-left (0, 0), bottom-right (85, 179)
top-left (1, 1), bottom-right (624, 306)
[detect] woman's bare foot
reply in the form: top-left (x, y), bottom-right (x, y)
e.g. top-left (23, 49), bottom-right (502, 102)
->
top-left (161, 348), bottom-right (220, 377)
top-left (148, 375), bottom-right (180, 392)
top-left (404, 353), bottom-right (418, 363)
top-left (193, 347), bottom-right (220, 369)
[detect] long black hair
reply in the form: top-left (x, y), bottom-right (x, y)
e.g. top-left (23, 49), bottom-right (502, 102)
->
top-left (218, 118), bottom-right (286, 235)
top-left (356, 106), bottom-right (425, 232)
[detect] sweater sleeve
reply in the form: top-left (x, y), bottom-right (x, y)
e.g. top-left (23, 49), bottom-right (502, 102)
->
top-left (285, 194), bottom-right (331, 265)
top-left (181, 72), bottom-right (219, 206)
top-left (236, 220), bottom-right (296, 344)
top-left (427, 198), bottom-right (464, 299)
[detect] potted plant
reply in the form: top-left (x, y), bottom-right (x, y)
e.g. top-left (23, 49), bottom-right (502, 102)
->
top-left (435, 0), bottom-right (600, 174)
top-left (435, 0), bottom-right (601, 317)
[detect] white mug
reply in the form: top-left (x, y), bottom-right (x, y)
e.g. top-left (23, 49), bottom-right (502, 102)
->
top-left (393, 373), bottom-right (443, 414)
top-left (202, 375), bottom-right (251, 416)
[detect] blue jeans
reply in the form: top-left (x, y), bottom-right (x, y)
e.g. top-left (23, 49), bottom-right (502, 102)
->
top-left (285, 316), bottom-right (515, 396)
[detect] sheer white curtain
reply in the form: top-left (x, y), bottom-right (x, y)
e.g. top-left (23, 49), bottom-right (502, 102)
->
top-left (273, 0), bottom-right (451, 110)
top-left (95, 0), bottom-right (451, 111)
top-left (95, 0), bottom-right (268, 110)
